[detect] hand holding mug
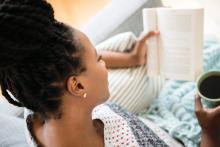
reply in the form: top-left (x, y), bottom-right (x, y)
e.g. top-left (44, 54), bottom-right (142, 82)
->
top-left (195, 95), bottom-right (220, 138)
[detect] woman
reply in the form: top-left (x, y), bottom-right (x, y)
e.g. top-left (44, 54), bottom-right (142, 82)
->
top-left (0, 0), bottom-right (171, 147)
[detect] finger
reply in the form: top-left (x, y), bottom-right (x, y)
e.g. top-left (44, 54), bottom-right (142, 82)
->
top-left (139, 31), bottom-right (159, 42)
top-left (213, 105), bottom-right (220, 115)
top-left (144, 31), bottom-right (159, 40)
top-left (195, 94), bottom-right (203, 111)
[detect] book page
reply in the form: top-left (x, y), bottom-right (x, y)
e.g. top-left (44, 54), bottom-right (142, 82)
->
top-left (156, 8), bottom-right (204, 81)
top-left (142, 8), bottom-right (159, 76)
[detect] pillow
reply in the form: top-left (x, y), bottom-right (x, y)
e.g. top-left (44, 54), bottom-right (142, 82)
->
top-left (0, 96), bottom-right (24, 118)
top-left (96, 32), bottom-right (165, 113)
top-left (0, 114), bottom-right (28, 147)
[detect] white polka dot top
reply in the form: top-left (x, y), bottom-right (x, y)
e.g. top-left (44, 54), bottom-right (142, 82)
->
top-left (92, 103), bottom-right (139, 147)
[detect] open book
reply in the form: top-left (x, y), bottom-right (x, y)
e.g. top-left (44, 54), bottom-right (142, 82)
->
top-left (143, 8), bottom-right (204, 81)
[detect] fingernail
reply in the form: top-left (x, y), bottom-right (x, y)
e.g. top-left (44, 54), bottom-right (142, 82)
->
top-left (156, 31), bottom-right (160, 34)
top-left (154, 31), bottom-right (160, 35)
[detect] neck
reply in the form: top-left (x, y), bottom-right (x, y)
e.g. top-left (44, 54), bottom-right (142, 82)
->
top-left (43, 99), bottom-right (103, 147)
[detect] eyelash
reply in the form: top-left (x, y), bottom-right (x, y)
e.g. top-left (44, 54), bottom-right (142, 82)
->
top-left (97, 55), bottom-right (102, 61)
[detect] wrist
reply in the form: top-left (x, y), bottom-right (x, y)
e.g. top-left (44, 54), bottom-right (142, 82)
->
top-left (129, 52), bottom-right (142, 66)
top-left (129, 51), bottom-right (146, 66)
top-left (202, 130), bottom-right (220, 141)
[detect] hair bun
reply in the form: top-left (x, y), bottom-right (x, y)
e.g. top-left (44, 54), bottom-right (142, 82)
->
top-left (0, 0), bottom-right (54, 20)
top-left (0, 0), bottom-right (56, 69)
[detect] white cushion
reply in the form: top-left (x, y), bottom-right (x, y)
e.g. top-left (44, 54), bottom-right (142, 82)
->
top-left (0, 114), bottom-right (28, 147)
top-left (0, 96), bottom-right (24, 117)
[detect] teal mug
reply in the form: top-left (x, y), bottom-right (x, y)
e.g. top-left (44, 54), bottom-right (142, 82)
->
top-left (196, 71), bottom-right (220, 107)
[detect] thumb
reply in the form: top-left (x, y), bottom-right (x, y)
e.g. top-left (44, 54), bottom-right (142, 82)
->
top-left (138, 31), bottom-right (159, 42)
top-left (213, 105), bottom-right (220, 116)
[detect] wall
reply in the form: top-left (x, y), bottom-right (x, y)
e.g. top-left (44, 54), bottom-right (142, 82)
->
top-left (48, 0), bottom-right (110, 28)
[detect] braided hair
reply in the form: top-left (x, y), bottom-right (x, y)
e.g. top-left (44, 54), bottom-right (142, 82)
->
top-left (0, 0), bottom-right (85, 119)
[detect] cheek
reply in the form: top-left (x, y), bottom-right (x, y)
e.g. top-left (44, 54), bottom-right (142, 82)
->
top-left (93, 64), bottom-right (108, 94)
top-left (86, 64), bottom-right (108, 94)
top-left (97, 65), bottom-right (108, 88)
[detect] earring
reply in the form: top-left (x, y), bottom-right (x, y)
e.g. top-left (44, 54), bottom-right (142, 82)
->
top-left (83, 93), bottom-right (87, 98)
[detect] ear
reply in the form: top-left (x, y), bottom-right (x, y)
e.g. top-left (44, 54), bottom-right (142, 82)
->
top-left (66, 76), bottom-right (85, 97)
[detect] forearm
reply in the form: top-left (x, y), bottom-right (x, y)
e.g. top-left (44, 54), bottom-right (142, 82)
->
top-left (98, 50), bottom-right (142, 69)
top-left (200, 131), bottom-right (220, 147)
top-left (97, 31), bottom-right (158, 69)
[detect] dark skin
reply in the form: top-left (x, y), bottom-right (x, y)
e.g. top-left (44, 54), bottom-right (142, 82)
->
top-left (195, 95), bottom-right (220, 147)
top-left (31, 29), bottom-right (159, 147)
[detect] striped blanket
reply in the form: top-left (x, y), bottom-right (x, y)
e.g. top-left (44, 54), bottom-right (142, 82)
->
top-left (139, 35), bottom-right (220, 147)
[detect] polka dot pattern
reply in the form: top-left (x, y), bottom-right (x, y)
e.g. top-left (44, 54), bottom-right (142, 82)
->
top-left (92, 104), bottom-right (139, 147)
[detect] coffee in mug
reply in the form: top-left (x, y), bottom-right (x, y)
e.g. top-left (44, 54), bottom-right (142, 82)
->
top-left (196, 71), bottom-right (220, 107)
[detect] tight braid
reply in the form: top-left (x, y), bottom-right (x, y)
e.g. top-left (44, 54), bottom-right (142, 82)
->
top-left (0, 0), bottom-right (85, 119)
top-left (0, 76), bottom-right (22, 107)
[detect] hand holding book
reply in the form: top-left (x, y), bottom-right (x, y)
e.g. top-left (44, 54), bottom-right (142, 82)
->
top-left (130, 31), bottom-right (160, 66)
top-left (98, 31), bottom-right (159, 68)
